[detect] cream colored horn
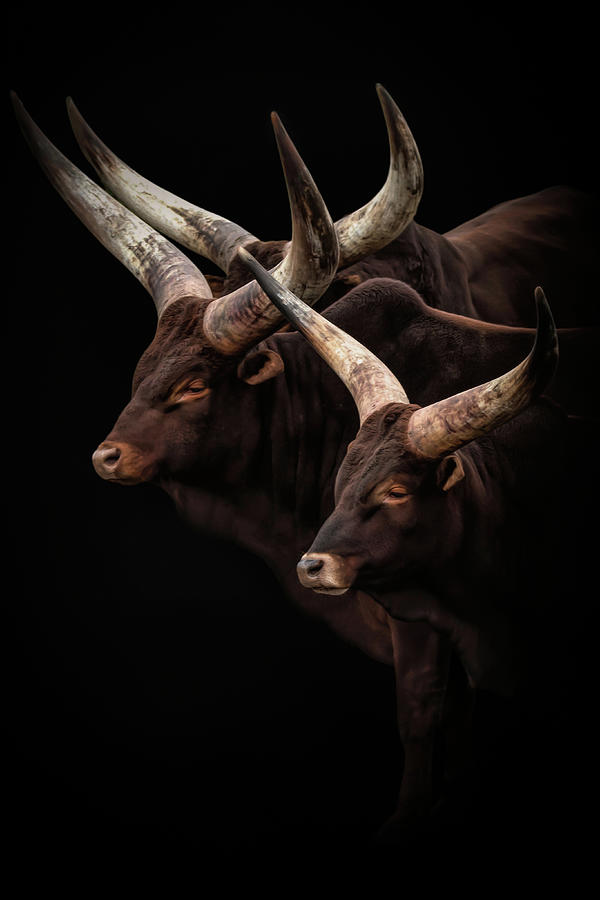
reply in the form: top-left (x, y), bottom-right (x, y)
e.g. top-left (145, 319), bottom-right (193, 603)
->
top-left (13, 92), bottom-right (213, 318)
top-left (201, 114), bottom-right (339, 355)
top-left (334, 84), bottom-right (424, 267)
top-left (238, 247), bottom-right (409, 423)
top-left (406, 287), bottom-right (559, 459)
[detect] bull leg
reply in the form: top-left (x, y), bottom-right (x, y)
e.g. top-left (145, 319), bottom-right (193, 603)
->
top-left (371, 589), bottom-right (509, 839)
top-left (438, 649), bottom-right (475, 790)
top-left (384, 619), bottom-right (453, 828)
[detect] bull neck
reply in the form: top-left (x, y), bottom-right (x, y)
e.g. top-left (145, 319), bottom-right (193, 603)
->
top-left (161, 335), bottom-right (358, 569)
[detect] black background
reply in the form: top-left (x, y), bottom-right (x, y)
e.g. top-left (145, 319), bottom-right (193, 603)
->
top-left (5, 9), bottom-right (598, 878)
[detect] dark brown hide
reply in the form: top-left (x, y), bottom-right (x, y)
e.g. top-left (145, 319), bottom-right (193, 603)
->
top-left (87, 270), bottom-right (592, 830)
top-left (236, 250), bottom-right (593, 831)
top-left (16, 91), bottom-right (597, 841)
top-left (307, 399), bottom-right (567, 685)
top-left (325, 187), bottom-right (598, 327)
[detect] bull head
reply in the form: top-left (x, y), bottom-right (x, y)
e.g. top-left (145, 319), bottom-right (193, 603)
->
top-left (13, 86), bottom-right (422, 486)
top-left (238, 248), bottom-right (559, 594)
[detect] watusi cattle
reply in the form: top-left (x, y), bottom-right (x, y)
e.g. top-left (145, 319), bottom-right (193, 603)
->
top-left (240, 248), bottom-right (590, 826)
top-left (14, 90), bottom-right (595, 837)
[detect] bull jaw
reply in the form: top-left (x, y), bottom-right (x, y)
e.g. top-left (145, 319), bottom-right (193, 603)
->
top-left (96, 472), bottom-right (149, 486)
top-left (92, 463), bottom-right (155, 486)
top-left (313, 585), bottom-right (351, 596)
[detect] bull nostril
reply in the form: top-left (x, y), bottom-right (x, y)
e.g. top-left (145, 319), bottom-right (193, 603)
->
top-left (103, 448), bottom-right (121, 466)
top-left (297, 557), bottom-right (324, 578)
top-left (92, 444), bottom-right (122, 474)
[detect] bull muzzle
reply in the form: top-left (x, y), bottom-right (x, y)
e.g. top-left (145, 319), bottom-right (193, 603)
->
top-left (296, 552), bottom-right (357, 595)
top-left (92, 441), bottom-right (157, 485)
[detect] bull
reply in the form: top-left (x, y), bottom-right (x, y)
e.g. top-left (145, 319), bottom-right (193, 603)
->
top-left (242, 250), bottom-right (593, 828)
top-left (14, 89), bottom-right (594, 836)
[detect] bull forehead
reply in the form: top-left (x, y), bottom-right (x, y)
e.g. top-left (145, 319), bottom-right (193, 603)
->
top-left (335, 403), bottom-right (427, 500)
top-left (132, 297), bottom-right (233, 395)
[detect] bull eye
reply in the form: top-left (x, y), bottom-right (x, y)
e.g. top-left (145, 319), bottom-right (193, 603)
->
top-left (382, 485), bottom-right (410, 504)
top-left (170, 378), bottom-right (210, 404)
top-left (384, 412), bottom-right (398, 425)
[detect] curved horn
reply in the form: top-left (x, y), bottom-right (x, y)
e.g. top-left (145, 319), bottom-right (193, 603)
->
top-left (406, 287), bottom-right (559, 459)
top-left (238, 247), bottom-right (409, 422)
top-left (201, 114), bottom-right (339, 355)
top-left (68, 100), bottom-right (339, 354)
top-left (334, 84), bottom-right (424, 267)
top-left (67, 98), bottom-right (257, 274)
top-left (12, 93), bottom-right (212, 317)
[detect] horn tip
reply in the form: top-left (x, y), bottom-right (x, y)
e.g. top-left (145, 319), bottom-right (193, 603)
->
top-left (237, 245), bottom-right (253, 263)
top-left (236, 247), bottom-right (285, 305)
top-left (533, 285), bottom-right (559, 367)
top-left (270, 110), bottom-right (290, 147)
top-left (10, 90), bottom-right (24, 116)
top-left (534, 285), bottom-right (550, 312)
top-left (375, 82), bottom-right (396, 109)
top-left (65, 97), bottom-right (81, 132)
top-left (236, 245), bottom-right (264, 283)
top-left (66, 95), bottom-right (83, 128)
top-left (11, 91), bottom-right (37, 143)
top-left (534, 285), bottom-right (555, 328)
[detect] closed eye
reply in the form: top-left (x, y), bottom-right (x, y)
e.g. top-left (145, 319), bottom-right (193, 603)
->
top-left (382, 486), bottom-right (410, 505)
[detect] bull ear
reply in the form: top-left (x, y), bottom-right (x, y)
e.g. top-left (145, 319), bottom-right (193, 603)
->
top-left (436, 452), bottom-right (465, 492)
top-left (237, 348), bottom-right (285, 385)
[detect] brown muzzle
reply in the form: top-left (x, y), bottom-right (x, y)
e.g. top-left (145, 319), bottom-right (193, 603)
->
top-left (92, 441), bottom-right (157, 485)
top-left (296, 552), bottom-right (358, 595)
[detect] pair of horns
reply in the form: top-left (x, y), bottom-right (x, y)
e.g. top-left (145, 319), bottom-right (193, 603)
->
top-left (12, 93), bottom-right (336, 354)
top-left (239, 248), bottom-right (559, 459)
top-left (67, 83), bottom-right (422, 273)
top-left (13, 85), bottom-right (422, 355)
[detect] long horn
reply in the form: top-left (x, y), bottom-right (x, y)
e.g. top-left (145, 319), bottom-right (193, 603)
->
top-left (406, 287), bottom-right (559, 459)
top-left (68, 100), bottom-right (338, 354)
top-left (238, 247), bottom-right (409, 422)
top-left (334, 84), bottom-right (424, 267)
top-left (201, 114), bottom-right (339, 354)
top-left (12, 93), bottom-right (212, 317)
top-left (67, 98), bottom-right (258, 274)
